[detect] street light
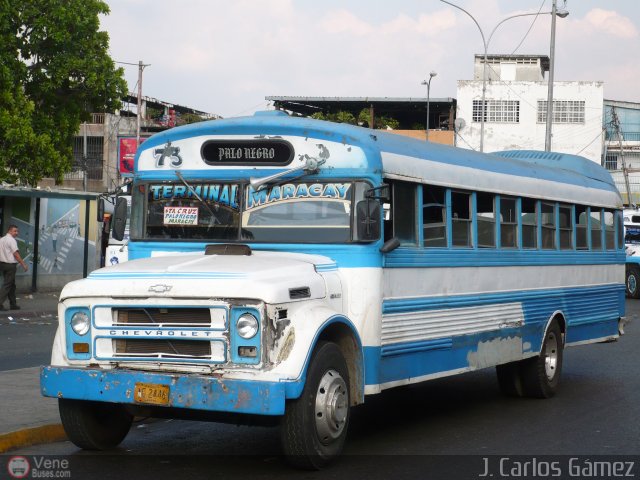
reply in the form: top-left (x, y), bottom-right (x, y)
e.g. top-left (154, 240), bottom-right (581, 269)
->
top-left (440, 1), bottom-right (568, 153)
top-left (421, 71), bottom-right (437, 141)
top-left (545, 0), bottom-right (569, 151)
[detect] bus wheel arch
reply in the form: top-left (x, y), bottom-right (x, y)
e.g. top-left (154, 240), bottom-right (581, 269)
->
top-left (314, 319), bottom-right (364, 406)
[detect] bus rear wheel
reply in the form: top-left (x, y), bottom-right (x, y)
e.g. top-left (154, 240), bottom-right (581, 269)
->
top-left (58, 399), bottom-right (133, 450)
top-left (281, 341), bottom-right (350, 470)
top-left (496, 320), bottom-right (563, 399)
top-left (626, 266), bottom-right (640, 298)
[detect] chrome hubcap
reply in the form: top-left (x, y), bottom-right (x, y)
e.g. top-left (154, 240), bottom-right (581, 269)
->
top-left (544, 331), bottom-right (559, 381)
top-left (314, 369), bottom-right (348, 444)
top-left (629, 274), bottom-right (637, 295)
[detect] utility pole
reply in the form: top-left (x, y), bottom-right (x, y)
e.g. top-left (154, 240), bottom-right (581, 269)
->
top-left (82, 122), bottom-right (88, 192)
top-left (611, 106), bottom-right (633, 207)
top-left (136, 60), bottom-right (145, 146)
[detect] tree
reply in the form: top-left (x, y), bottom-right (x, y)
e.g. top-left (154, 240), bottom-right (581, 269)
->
top-left (0, 0), bottom-right (127, 185)
top-left (310, 109), bottom-right (400, 130)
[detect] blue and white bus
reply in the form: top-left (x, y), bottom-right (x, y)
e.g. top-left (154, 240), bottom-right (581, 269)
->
top-left (42, 111), bottom-right (626, 468)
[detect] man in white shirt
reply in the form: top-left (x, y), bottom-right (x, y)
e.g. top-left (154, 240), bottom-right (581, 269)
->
top-left (0, 225), bottom-right (29, 310)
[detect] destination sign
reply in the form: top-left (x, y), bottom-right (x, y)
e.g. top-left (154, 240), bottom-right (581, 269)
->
top-left (201, 140), bottom-right (294, 165)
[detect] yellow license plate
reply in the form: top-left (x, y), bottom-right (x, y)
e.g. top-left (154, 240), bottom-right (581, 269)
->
top-left (134, 382), bottom-right (170, 406)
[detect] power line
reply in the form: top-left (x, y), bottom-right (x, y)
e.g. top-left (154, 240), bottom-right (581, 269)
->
top-left (511, 0), bottom-right (547, 55)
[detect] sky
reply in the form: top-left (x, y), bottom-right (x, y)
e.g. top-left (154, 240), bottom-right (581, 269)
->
top-left (99, 0), bottom-right (640, 118)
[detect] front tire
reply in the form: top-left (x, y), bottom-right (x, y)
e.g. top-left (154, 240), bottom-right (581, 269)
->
top-left (281, 341), bottom-right (350, 470)
top-left (626, 266), bottom-right (640, 298)
top-left (58, 399), bottom-right (133, 450)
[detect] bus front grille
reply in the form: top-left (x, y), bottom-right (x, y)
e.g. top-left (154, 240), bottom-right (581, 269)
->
top-left (113, 339), bottom-right (211, 359)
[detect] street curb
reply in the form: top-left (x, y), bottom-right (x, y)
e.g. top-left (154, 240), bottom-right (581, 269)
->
top-left (0, 424), bottom-right (67, 453)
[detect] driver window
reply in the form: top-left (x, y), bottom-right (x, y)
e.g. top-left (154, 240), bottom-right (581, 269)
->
top-left (388, 182), bottom-right (417, 246)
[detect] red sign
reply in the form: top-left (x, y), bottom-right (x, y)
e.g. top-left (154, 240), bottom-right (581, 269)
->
top-left (119, 137), bottom-right (146, 175)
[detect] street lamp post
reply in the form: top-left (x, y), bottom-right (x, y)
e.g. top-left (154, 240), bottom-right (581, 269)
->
top-left (421, 71), bottom-right (437, 141)
top-left (440, 1), bottom-right (568, 153)
top-left (545, 0), bottom-right (569, 151)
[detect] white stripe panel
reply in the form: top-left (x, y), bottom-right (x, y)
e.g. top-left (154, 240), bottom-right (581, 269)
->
top-left (382, 302), bottom-right (524, 345)
top-left (383, 264), bottom-right (623, 299)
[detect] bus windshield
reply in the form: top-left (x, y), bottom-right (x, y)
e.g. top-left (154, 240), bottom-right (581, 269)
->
top-left (136, 181), bottom-right (356, 243)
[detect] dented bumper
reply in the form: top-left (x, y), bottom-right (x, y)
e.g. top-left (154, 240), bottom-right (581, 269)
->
top-left (40, 366), bottom-right (286, 416)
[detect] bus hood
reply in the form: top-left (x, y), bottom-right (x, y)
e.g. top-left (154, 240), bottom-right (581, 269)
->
top-left (61, 251), bottom-right (335, 304)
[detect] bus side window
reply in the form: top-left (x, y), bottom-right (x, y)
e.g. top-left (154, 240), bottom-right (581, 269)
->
top-left (576, 205), bottom-right (589, 250)
top-left (451, 191), bottom-right (472, 248)
top-left (521, 198), bottom-right (538, 249)
top-left (591, 208), bottom-right (602, 250)
top-left (477, 192), bottom-right (496, 248)
top-left (559, 205), bottom-right (573, 250)
top-left (391, 182), bottom-right (417, 246)
top-left (617, 210), bottom-right (624, 249)
top-left (423, 185), bottom-right (447, 247)
top-left (541, 202), bottom-right (556, 250)
top-left (604, 209), bottom-right (615, 250)
top-left (500, 197), bottom-right (518, 248)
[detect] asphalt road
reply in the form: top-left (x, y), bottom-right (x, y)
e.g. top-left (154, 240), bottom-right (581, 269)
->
top-left (4, 300), bottom-right (640, 479)
top-left (0, 314), bottom-right (56, 371)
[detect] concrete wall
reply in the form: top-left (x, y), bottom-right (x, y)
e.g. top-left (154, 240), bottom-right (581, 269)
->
top-left (456, 80), bottom-right (604, 162)
top-left (390, 129), bottom-right (455, 145)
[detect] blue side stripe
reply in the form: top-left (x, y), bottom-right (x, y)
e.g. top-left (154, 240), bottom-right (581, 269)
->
top-left (382, 284), bottom-right (624, 315)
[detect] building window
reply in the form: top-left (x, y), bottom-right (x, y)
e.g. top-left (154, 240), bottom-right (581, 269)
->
top-left (69, 136), bottom-right (104, 181)
top-left (604, 155), bottom-right (618, 171)
top-left (472, 100), bottom-right (520, 123)
top-left (537, 100), bottom-right (585, 124)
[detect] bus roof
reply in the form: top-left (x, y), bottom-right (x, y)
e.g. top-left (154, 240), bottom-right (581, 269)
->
top-left (136, 111), bottom-right (621, 208)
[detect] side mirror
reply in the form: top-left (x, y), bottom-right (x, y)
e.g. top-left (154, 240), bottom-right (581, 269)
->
top-left (380, 237), bottom-right (401, 253)
top-left (97, 198), bottom-right (105, 222)
top-left (356, 199), bottom-right (381, 241)
top-left (365, 184), bottom-right (390, 201)
top-left (112, 197), bottom-right (128, 241)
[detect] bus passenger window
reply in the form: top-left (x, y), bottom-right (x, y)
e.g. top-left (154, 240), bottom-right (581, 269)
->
top-left (604, 210), bottom-right (615, 250)
top-left (451, 191), bottom-right (472, 248)
top-left (559, 205), bottom-right (573, 250)
top-left (591, 208), bottom-right (602, 250)
top-left (500, 197), bottom-right (517, 248)
top-left (617, 211), bottom-right (624, 250)
top-left (477, 192), bottom-right (495, 248)
top-left (423, 185), bottom-right (446, 247)
top-left (521, 198), bottom-right (538, 249)
top-left (392, 182), bottom-right (417, 245)
top-left (576, 205), bottom-right (588, 249)
top-left (541, 202), bottom-right (556, 250)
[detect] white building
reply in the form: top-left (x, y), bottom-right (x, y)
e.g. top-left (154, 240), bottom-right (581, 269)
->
top-left (456, 54), bottom-right (603, 163)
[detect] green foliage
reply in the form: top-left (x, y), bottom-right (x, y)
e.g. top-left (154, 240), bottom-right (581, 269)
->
top-left (0, 0), bottom-right (127, 185)
top-left (179, 113), bottom-right (206, 125)
top-left (310, 109), bottom-right (399, 130)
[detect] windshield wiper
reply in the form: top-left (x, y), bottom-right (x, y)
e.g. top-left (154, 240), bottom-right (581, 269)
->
top-left (249, 153), bottom-right (327, 190)
top-left (174, 171), bottom-right (220, 224)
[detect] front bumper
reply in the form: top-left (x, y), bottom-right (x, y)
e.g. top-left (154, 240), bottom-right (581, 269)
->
top-left (40, 366), bottom-right (286, 416)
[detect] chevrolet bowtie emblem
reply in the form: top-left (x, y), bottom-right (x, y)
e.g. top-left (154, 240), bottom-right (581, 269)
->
top-left (148, 284), bottom-right (172, 293)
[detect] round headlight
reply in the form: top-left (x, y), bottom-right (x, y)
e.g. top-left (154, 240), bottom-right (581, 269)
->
top-left (71, 311), bottom-right (90, 336)
top-left (237, 313), bottom-right (259, 339)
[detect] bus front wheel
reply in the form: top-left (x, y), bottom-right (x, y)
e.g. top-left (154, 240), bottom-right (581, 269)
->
top-left (281, 341), bottom-right (350, 470)
top-left (626, 266), bottom-right (640, 298)
top-left (58, 399), bottom-right (133, 450)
